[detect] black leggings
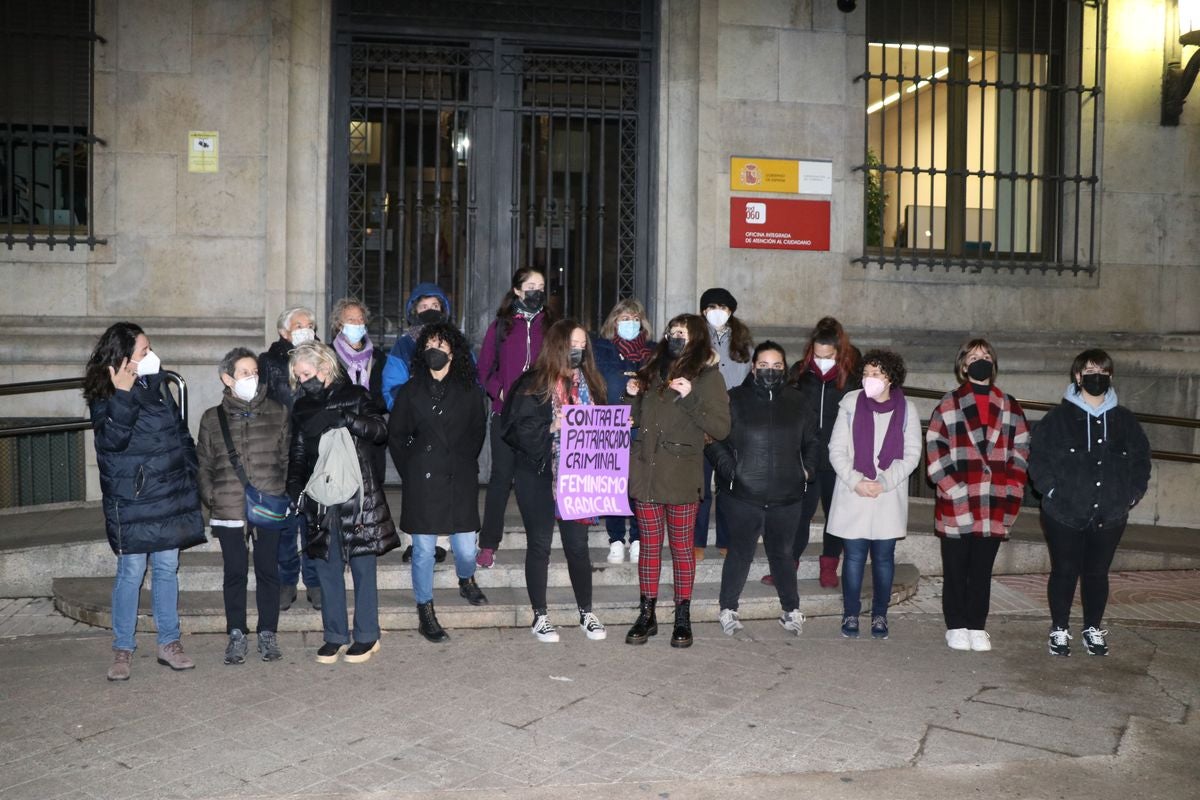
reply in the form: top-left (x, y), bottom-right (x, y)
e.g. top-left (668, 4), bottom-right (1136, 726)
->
top-left (1042, 513), bottom-right (1125, 630)
top-left (719, 494), bottom-right (803, 612)
top-left (794, 469), bottom-right (839, 560)
top-left (213, 525), bottom-right (281, 634)
top-left (480, 413), bottom-right (517, 550)
top-left (513, 466), bottom-right (593, 613)
top-left (940, 536), bottom-right (1002, 630)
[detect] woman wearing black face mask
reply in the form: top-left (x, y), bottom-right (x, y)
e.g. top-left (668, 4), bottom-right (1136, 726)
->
top-left (476, 268), bottom-right (561, 569)
top-left (926, 338), bottom-right (1030, 653)
top-left (1028, 349), bottom-right (1150, 658)
top-left (388, 323), bottom-right (488, 642)
top-left (499, 319), bottom-right (608, 643)
top-left (706, 342), bottom-right (819, 637)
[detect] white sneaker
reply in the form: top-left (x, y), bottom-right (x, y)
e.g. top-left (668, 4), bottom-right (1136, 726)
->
top-left (945, 628), bottom-right (971, 651)
top-left (628, 540), bottom-right (640, 563)
top-left (718, 608), bottom-right (744, 636)
top-left (968, 629), bottom-right (992, 651)
top-left (531, 613), bottom-right (559, 643)
top-left (606, 541), bottom-right (625, 563)
top-left (779, 609), bottom-right (805, 636)
top-left (579, 611), bottom-right (607, 640)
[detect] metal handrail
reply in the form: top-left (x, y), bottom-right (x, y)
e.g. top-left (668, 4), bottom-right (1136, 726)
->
top-left (0, 371), bottom-right (188, 437)
top-left (905, 386), bottom-right (1200, 465)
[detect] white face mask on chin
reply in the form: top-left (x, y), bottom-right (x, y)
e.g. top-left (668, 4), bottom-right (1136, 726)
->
top-left (134, 350), bottom-right (161, 376)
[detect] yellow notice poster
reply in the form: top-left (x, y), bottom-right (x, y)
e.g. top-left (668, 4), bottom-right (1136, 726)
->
top-left (188, 131), bottom-right (219, 173)
top-left (731, 156), bottom-right (799, 193)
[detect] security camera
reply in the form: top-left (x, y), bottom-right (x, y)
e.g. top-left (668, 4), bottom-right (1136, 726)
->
top-left (837, 0), bottom-right (856, 11)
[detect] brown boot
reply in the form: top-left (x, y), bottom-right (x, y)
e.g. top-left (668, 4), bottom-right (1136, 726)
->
top-left (156, 640), bottom-right (195, 671)
top-left (107, 649), bottom-right (132, 681)
top-left (819, 556), bottom-right (839, 588)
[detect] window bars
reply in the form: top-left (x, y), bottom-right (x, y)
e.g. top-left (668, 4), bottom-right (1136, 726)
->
top-left (855, 0), bottom-right (1104, 275)
top-left (1, 0), bottom-right (105, 250)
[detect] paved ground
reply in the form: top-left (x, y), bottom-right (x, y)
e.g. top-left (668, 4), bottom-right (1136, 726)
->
top-left (2, 573), bottom-right (1199, 800)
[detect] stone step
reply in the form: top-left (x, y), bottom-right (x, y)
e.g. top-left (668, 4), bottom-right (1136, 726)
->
top-left (176, 548), bottom-right (823, 591)
top-left (52, 565), bottom-right (920, 633)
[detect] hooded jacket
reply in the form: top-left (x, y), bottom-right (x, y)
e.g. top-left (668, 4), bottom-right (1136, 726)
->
top-left (381, 283), bottom-right (453, 410)
top-left (196, 382), bottom-right (290, 522)
top-left (90, 374), bottom-right (206, 555)
top-left (706, 379), bottom-right (819, 507)
top-left (286, 378), bottom-right (400, 559)
top-left (1028, 385), bottom-right (1151, 528)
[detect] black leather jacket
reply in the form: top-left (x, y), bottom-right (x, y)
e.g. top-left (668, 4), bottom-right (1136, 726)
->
top-left (705, 381), bottom-right (819, 507)
top-left (286, 378), bottom-right (399, 559)
top-left (1028, 398), bottom-right (1151, 528)
top-left (259, 337), bottom-right (299, 414)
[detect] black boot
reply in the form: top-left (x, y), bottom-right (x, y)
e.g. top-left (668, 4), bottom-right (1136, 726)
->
top-left (458, 576), bottom-right (488, 606)
top-left (671, 599), bottom-right (693, 648)
top-left (417, 601), bottom-right (449, 643)
top-left (625, 595), bottom-right (658, 645)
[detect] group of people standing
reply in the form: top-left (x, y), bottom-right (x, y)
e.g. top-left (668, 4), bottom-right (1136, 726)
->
top-left (84, 271), bottom-right (1152, 680)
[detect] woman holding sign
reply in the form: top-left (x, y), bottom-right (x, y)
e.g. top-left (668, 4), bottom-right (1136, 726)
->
top-left (500, 319), bottom-right (608, 643)
top-left (623, 314), bottom-right (731, 648)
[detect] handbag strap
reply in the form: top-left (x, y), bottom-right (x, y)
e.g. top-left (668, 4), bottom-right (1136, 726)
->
top-left (216, 406), bottom-right (251, 488)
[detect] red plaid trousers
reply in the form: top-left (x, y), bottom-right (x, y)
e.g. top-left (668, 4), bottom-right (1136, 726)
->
top-left (634, 500), bottom-right (698, 601)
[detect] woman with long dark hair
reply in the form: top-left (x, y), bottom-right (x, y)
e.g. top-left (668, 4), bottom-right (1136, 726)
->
top-left (764, 316), bottom-right (861, 589)
top-left (500, 319), bottom-right (608, 643)
top-left (85, 322), bottom-right (206, 680)
top-left (388, 322), bottom-right (489, 643)
top-left (926, 338), bottom-right (1030, 652)
top-left (287, 342), bottom-right (400, 664)
top-left (476, 268), bottom-right (560, 568)
top-left (1028, 349), bottom-right (1151, 657)
top-left (826, 349), bottom-right (921, 641)
top-left (623, 314), bottom-right (730, 648)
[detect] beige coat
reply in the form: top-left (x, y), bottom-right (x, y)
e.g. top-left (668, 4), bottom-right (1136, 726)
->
top-left (826, 390), bottom-right (922, 541)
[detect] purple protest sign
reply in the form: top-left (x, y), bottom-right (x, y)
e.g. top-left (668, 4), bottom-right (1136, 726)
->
top-left (556, 404), bottom-right (633, 521)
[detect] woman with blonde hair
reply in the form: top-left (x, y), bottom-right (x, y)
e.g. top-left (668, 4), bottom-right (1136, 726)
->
top-left (592, 297), bottom-right (655, 563)
top-left (286, 342), bottom-right (399, 664)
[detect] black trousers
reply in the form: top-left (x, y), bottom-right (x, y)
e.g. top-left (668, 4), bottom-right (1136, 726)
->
top-left (718, 493), bottom-right (803, 613)
top-left (213, 525), bottom-right (281, 634)
top-left (480, 413), bottom-right (517, 550)
top-left (513, 465), bottom-right (593, 612)
top-left (939, 536), bottom-right (1002, 630)
top-left (795, 469), bottom-right (840, 560)
top-left (1042, 513), bottom-right (1126, 629)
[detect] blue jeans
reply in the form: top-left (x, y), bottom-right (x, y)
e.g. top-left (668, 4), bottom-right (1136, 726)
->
top-left (841, 538), bottom-right (897, 619)
top-left (111, 549), bottom-right (180, 651)
top-left (313, 507), bottom-right (379, 644)
top-left (694, 457), bottom-right (730, 549)
top-left (605, 512), bottom-right (639, 544)
top-left (411, 532), bottom-right (477, 604)
top-left (277, 522), bottom-right (321, 590)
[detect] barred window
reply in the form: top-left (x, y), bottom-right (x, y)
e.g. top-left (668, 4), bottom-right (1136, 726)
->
top-left (1, 0), bottom-right (103, 250)
top-left (856, 0), bottom-right (1103, 274)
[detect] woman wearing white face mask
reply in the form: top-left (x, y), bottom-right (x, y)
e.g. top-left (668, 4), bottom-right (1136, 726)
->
top-left (695, 287), bottom-right (754, 560)
top-left (826, 349), bottom-right (922, 641)
top-left (330, 298), bottom-right (389, 481)
top-left (196, 348), bottom-right (290, 665)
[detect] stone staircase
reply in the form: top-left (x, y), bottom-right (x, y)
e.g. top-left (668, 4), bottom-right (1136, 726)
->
top-left (49, 522), bottom-right (920, 635)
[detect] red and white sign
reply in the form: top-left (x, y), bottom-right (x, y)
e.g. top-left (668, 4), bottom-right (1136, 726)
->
top-left (729, 197), bottom-right (831, 251)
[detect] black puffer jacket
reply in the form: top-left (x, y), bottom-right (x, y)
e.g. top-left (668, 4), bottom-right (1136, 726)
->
top-left (790, 354), bottom-right (861, 473)
top-left (90, 375), bottom-right (206, 555)
top-left (1028, 396), bottom-right (1151, 528)
top-left (259, 337), bottom-right (300, 414)
top-left (286, 378), bottom-right (399, 559)
top-left (705, 381), bottom-right (819, 507)
top-left (196, 383), bottom-right (290, 521)
top-left (499, 370), bottom-right (554, 474)
top-left (388, 371), bottom-right (487, 534)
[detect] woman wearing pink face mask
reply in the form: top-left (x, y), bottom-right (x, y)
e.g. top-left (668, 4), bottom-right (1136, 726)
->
top-left (825, 349), bottom-right (922, 641)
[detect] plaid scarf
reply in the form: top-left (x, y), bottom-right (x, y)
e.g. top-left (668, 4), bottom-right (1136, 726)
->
top-left (614, 333), bottom-right (654, 366)
top-left (549, 371), bottom-right (592, 507)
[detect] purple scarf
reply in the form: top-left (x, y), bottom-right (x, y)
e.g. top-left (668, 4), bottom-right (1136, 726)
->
top-left (852, 388), bottom-right (906, 479)
top-left (333, 333), bottom-right (374, 389)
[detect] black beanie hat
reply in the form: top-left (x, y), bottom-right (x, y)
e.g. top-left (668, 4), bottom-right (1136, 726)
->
top-left (699, 287), bottom-right (737, 313)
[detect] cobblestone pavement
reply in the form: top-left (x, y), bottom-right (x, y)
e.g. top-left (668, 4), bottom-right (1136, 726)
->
top-left (1, 584), bottom-right (1198, 800)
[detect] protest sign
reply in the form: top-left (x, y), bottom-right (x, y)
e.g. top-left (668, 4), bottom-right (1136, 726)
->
top-left (555, 404), bottom-right (633, 520)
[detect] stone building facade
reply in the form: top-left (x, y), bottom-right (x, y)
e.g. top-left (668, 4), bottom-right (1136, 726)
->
top-left (0, 0), bottom-right (1197, 507)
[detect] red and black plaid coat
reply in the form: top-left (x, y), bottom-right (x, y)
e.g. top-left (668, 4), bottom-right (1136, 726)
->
top-left (926, 384), bottom-right (1030, 538)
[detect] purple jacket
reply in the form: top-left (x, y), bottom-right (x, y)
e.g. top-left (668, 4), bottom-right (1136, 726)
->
top-left (478, 313), bottom-right (546, 413)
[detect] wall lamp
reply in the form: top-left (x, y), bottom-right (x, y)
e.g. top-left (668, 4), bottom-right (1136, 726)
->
top-left (1163, 0), bottom-right (1200, 125)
